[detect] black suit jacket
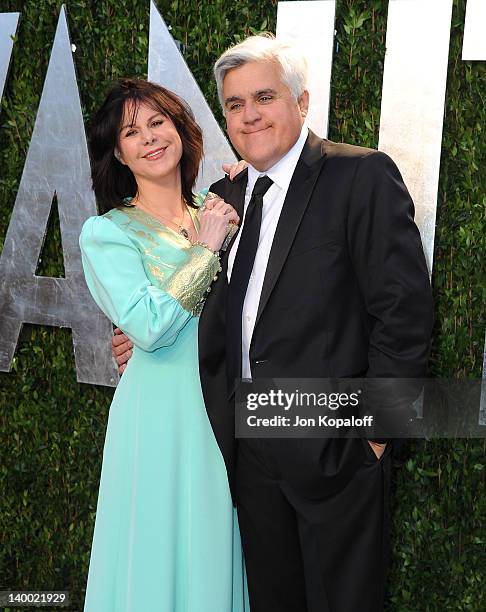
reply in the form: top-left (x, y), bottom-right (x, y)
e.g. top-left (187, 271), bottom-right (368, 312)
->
top-left (198, 131), bottom-right (433, 497)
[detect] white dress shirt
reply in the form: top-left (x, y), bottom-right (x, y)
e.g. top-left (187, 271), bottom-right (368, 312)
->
top-left (227, 125), bottom-right (309, 379)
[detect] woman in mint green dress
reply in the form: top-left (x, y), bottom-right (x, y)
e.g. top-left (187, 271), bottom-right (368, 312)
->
top-left (79, 78), bottom-right (248, 611)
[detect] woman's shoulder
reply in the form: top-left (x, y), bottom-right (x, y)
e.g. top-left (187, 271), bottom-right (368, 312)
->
top-left (79, 209), bottom-right (133, 249)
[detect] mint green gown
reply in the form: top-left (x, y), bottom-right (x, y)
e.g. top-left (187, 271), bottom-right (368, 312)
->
top-left (79, 202), bottom-right (249, 612)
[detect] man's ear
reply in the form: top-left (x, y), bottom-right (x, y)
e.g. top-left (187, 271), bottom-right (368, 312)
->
top-left (298, 90), bottom-right (310, 118)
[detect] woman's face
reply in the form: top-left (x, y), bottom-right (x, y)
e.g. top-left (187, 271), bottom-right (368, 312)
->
top-left (116, 101), bottom-right (183, 184)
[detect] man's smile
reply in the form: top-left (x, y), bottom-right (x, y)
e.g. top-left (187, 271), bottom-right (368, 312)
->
top-left (242, 127), bottom-right (271, 135)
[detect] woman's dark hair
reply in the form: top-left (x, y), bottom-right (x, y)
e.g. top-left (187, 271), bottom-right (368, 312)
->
top-left (90, 78), bottom-right (203, 212)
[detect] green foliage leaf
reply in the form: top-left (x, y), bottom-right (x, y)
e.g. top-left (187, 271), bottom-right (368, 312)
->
top-left (0, 1), bottom-right (484, 610)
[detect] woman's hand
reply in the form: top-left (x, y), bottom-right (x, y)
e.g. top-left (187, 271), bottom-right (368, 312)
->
top-left (198, 197), bottom-right (239, 253)
top-left (222, 159), bottom-right (248, 181)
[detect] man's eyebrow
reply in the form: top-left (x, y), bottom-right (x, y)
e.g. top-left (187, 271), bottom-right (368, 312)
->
top-left (254, 88), bottom-right (276, 97)
top-left (224, 95), bottom-right (244, 106)
top-left (224, 89), bottom-right (277, 107)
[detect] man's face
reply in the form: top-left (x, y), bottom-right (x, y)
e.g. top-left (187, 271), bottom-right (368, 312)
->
top-left (222, 61), bottom-right (309, 172)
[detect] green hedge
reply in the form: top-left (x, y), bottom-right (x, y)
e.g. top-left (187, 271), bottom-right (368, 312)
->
top-left (0, 1), bottom-right (484, 610)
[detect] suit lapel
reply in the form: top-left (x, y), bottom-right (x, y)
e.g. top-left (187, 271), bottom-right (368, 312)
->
top-left (199, 169), bottom-right (247, 332)
top-left (255, 132), bottom-right (327, 327)
top-left (219, 168), bottom-right (248, 273)
top-left (220, 167), bottom-right (247, 218)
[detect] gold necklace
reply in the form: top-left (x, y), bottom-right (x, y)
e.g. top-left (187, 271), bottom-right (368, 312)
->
top-left (134, 195), bottom-right (196, 241)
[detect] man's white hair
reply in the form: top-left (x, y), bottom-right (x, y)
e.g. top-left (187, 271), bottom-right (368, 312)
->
top-left (213, 34), bottom-right (308, 109)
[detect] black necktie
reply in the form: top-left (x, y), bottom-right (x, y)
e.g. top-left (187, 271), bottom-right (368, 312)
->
top-left (227, 175), bottom-right (273, 384)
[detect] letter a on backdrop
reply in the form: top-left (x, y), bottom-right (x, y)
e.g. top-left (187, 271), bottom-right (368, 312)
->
top-left (148, 0), bottom-right (236, 189)
top-left (0, 7), bottom-right (118, 386)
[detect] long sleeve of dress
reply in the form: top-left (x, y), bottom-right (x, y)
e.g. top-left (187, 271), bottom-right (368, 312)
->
top-left (79, 215), bottom-right (219, 352)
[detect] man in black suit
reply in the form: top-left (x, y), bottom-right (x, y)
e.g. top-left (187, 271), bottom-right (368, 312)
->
top-left (201, 34), bottom-right (434, 612)
top-left (115, 35), bottom-right (433, 612)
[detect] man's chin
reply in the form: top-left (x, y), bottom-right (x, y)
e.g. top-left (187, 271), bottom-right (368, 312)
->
top-left (242, 151), bottom-right (274, 172)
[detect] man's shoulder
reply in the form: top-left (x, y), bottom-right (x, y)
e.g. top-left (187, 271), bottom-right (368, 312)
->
top-left (303, 131), bottom-right (394, 175)
top-left (208, 175), bottom-right (227, 195)
top-left (318, 138), bottom-right (397, 178)
top-left (208, 167), bottom-right (248, 198)
top-left (322, 138), bottom-right (378, 161)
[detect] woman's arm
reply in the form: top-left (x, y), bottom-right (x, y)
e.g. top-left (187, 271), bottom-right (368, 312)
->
top-left (79, 216), bottom-right (218, 352)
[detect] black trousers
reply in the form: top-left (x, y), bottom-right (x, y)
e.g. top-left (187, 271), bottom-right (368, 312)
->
top-left (235, 438), bottom-right (392, 612)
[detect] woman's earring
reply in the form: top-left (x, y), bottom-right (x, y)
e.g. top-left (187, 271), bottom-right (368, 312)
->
top-left (114, 149), bottom-right (122, 162)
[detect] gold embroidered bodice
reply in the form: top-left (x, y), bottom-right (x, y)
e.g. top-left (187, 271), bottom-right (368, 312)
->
top-left (103, 204), bottom-right (221, 316)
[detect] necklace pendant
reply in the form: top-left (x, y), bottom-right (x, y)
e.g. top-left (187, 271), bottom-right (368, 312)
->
top-left (179, 227), bottom-right (189, 239)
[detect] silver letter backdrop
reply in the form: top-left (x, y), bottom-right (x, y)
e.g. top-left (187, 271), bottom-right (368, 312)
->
top-left (0, 1), bottom-right (484, 401)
